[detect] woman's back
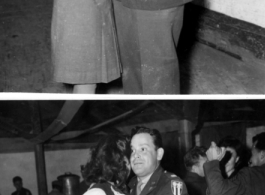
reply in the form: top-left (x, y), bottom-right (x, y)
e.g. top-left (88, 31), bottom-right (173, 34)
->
top-left (84, 183), bottom-right (127, 195)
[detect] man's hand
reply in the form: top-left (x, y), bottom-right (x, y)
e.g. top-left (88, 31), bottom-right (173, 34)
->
top-left (206, 142), bottom-right (226, 161)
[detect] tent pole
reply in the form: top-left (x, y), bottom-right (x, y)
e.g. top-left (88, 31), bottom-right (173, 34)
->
top-left (34, 144), bottom-right (48, 195)
top-left (34, 102), bottom-right (48, 195)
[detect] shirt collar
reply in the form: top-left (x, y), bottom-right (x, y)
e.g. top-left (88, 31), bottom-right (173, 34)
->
top-left (138, 173), bottom-right (152, 184)
top-left (137, 165), bottom-right (160, 189)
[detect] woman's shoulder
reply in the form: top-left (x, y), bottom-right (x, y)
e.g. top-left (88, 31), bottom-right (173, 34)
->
top-left (110, 185), bottom-right (126, 195)
top-left (84, 183), bottom-right (126, 195)
top-left (83, 188), bottom-right (106, 195)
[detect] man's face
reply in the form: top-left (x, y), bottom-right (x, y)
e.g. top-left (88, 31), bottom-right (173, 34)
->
top-left (249, 141), bottom-right (263, 167)
top-left (130, 133), bottom-right (163, 179)
top-left (225, 147), bottom-right (238, 173)
top-left (13, 181), bottom-right (22, 191)
top-left (193, 155), bottom-right (208, 177)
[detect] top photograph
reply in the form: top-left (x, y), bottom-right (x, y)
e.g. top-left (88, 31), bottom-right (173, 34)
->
top-left (0, 0), bottom-right (264, 94)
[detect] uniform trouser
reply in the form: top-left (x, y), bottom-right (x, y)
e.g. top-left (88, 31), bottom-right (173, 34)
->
top-left (113, 1), bottom-right (184, 94)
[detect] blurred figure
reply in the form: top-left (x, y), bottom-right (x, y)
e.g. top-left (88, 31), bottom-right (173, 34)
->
top-left (183, 146), bottom-right (208, 195)
top-left (218, 136), bottom-right (247, 178)
top-left (203, 132), bottom-right (265, 195)
top-left (129, 126), bottom-right (188, 195)
top-left (249, 132), bottom-right (265, 167)
top-left (48, 180), bottom-right (63, 195)
top-left (11, 176), bottom-right (32, 195)
top-left (82, 134), bottom-right (131, 195)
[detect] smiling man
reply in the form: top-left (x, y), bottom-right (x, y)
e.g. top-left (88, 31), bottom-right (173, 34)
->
top-left (129, 126), bottom-right (188, 195)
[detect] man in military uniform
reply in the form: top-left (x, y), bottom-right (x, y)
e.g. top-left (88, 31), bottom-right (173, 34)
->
top-left (113, 0), bottom-right (192, 94)
top-left (203, 132), bottom-right (265, 195)
top-left (129, 126), bottom-right (188, 195)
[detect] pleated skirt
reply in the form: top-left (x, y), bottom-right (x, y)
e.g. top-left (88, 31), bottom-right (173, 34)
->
top-left (52, 0), bottom-right (121, 84)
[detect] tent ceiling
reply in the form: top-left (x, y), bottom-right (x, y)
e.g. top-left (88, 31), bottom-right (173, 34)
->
top-left (0, 100), bottom-right (265, 144)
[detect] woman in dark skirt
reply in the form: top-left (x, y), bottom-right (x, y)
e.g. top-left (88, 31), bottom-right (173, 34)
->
top-left (82, 134), bottom-right (131, 195)
top-left (51, 0), bottom-right (121, 93)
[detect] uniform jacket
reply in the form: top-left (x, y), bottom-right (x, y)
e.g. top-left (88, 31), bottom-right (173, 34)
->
top-left (128, 166), bottom-right (188, 195)
top-left (183, 172), bottom-right (207, 195)
top-left (204, 160), bottom-right (265, 195)
top-left (116, 0), bottom-right (192, 10)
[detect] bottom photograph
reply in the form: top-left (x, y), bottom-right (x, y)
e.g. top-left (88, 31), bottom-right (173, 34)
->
top-left (1, 100), bottom-right (265, 195)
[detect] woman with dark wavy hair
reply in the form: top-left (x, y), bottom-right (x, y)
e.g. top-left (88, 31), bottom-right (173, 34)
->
top-left (82, 134), bottom-right (131, 195)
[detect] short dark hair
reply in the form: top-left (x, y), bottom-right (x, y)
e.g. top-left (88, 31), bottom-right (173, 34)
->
top-left (83, 134), bottom-right (131, 193)
top-left (218, 136), bottom-right (245, 169)
top-left (218, 136), bottom-right (244, 157)
top-left (13, 176), bottom-right (22, 183)
top-left (184, 146), bottom-right (207, 171)
top-left (131, 126), bottom-right (163, 149)
top-left (253, 132), bottom-right (265, 151)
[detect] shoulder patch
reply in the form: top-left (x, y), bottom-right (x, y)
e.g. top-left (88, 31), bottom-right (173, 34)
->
top-left (164, 172), bottom-right (179, 178)
top-left (171, 180), bottom-right (183, 195)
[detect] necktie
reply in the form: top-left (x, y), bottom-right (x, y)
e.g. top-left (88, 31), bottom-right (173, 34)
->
top-left (136, 180), bottom-right (143, 195)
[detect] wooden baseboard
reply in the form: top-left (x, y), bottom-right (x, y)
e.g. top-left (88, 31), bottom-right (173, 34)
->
top-left (179, 3), bottom-right (265, 61)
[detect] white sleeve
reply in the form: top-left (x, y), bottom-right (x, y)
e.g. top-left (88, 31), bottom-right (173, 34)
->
top-left (83, 188), bottom-right (106, 195)
top-left (110, 186), bottom-right (125, 195)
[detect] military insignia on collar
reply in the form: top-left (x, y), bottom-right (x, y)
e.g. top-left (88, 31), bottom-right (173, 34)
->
top-left (171, 180), bottom-right (183, 195)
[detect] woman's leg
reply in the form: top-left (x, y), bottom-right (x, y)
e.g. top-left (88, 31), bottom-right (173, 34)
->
top-left (73, 84), bottom-right (96, 94)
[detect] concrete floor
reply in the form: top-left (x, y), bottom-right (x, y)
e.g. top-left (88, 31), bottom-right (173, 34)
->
top-left (1, 0), bottom-right (265, 94)
top-left (0, 0), bottom-right (65, 93)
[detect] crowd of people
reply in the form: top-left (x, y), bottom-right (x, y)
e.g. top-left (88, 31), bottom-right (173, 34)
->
top-left (183, 133), bottom-right (265, 195)
top-left (11, 128), bottom-right (265, 195)
top-left (79, 127), bottom-right (265, 195)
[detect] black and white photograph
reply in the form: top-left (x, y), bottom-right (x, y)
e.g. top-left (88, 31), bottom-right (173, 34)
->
top-left (1, 0), bottom-right (265, 195)
top-left (0, 100), bottom-right (265, 195)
